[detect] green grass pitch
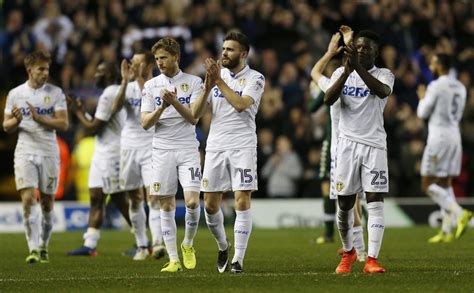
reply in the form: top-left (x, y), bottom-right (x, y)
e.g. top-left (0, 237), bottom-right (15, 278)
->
top-left (1, 226), bottom-right (473, 292)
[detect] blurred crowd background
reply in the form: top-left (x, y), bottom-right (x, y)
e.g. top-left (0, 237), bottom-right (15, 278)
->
top-left (1, 0), bottom-right (474, 201)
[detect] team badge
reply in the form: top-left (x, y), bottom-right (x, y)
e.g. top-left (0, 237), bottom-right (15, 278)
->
top-left (44, 96), bottom-right (51, 104)
top-left (202, 178), bottom-right (209, 189)
top-left (153, 182), bottom-right (161, 192)
top-left (336, 182), bottom-right (344, 192)
top-left (239, 79), bottom-right (245, 86)
top-left (180, 83), bottom-right (189, 92)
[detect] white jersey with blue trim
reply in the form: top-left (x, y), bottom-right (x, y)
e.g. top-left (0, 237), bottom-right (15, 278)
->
top-left (206, 65), bottom-right (265, 151)
top-left (121, 80), bottom-right (153, 150)
top-left (417, 75), bottom-right (466, 143)
top-left (5, 82), bottom-right (66, 156)
top-left (94, 84), bottom-right (124, 157)
top-left (141, 71), bottom-right (202, 150)
top-left (328, 66), bottom-right (395, 150)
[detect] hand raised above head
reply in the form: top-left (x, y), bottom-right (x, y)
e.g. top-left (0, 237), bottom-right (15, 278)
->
top-left (339, 25), bottom-right (354, 45)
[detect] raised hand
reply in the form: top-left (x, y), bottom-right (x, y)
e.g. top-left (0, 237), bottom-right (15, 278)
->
top-left (344, 43), bottom-right (358, 69)
top-left (26, 102), bottom-right (38, 121)
top-left (343, 55), bottom-right (353, 75)
top-left (121, 59), bottom-right (132, 81)
top-left (66, 94), bottom-right (82, 113)
top-left (339, 25), bottom-right (354, 45)
top-left (11, 106), bottom-right (23, 122)
top-left (417, 84), bottom-right (426, 100)
top-left (327, 33), bottom-right (343, 56)
top-left (205, 58), bottom-right (220, 84)
top-left (161, 88), bottom-right (177, 106)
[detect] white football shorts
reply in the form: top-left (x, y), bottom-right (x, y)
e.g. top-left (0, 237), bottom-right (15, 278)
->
top-left (14, 153), bottom-right (60, 195)
top-left (421, 139), bottom-right (462, 177)
top-left (201, 149), bottom-right (258, 192)
top-left (334, 137), bottom-right (389, 195)
top-left (120, 148), bottom-right (153, 191)
top-left (88, 154), bottom-right (122, 194)
top-left (150, 149), bottom-right (201, 196)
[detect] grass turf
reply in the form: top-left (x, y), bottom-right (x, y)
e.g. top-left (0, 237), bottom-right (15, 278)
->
top-left (0, 226), bottom-right (473, 292)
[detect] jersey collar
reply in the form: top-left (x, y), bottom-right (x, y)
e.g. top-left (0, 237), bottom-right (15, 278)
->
top-left (227, 65), bottom-right (250, 79)
top-left (163, 70), bottom-right (183, 83)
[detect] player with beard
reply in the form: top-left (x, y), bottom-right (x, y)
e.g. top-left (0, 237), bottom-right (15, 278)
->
top-left (325, 30), bottom-right (394, 274)
top-left (417, 53), bottom-right (472, 243)
top-left (3, 50), bottom-right (68, 263)
top-left (192, 31), bottom-right (265, 274)
top-left (67, 62), bottom-right (131, 256)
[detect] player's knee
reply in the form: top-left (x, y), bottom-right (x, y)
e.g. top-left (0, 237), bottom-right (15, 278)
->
top-left (148, 195), bottom-right (160, 210)
top-left (90, 192), bottom-right (105, 210)
top-left (39, 195), bottom-right (54, 213)
top-left (366, 192), bottom-right (384, 203)
top-left (338, 195), bottom-right (356, 211)
top-left (185, 198), bottom-right (199, 209)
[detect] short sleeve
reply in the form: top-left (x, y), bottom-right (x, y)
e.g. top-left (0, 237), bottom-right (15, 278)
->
top-left (54, 91), bottom-right (67, 111)
top-left (190, 78), bottom-right (203, 104)
top-left (377, 68), bottom-right (395, 95)
top-left (140, 84), bottom-right (155, 113)
top-left (95, 86), bottom-right (116, 122)
top-left (4, 90), bottom-right (14, 115)
top-left (317, 76), bottom-right (331, 93)
top-left (242, 73), bottom-right (265, 104)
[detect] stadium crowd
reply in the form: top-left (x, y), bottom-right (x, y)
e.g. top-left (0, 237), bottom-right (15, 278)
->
top-left (1, 0), bottom-right (474, 200)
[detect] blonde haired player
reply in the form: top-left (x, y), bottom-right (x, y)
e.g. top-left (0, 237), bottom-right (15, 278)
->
top-left (141, 37), bottom-right (203, 272)
top-left (3, 50), bottom-right (68, 263)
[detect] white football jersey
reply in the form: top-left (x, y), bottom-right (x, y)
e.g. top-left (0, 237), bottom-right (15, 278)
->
top-left (417, 75), bottom-right (466, 142)
top-left (206, 65), bottom-right (265, 151)
top-left (318, 76), bottom-right (341, 149)
top-left (121, 81), bottom-right (153, 150)
top-left (5, 82), bottom-right (67, 156)
top-left (329, 66), bottom-right (395, 150)
top-left (141, 71), bottom-right (202, 150)
top-left (94, 84), bottom-right (124, 157)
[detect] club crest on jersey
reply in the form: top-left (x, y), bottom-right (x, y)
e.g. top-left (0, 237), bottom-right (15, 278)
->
top-left (239, 79), bottom-right (245, 86)
top-left (153, 182), bottom-right (161, 192)
top-left (336, 182), bottom-right (344, 192)
top-left (202, 178), bottom-right (209, 189)
top-left (44, 96), bottom-right (51, 104)
top-left (180, 83), bottom-right (189, 92)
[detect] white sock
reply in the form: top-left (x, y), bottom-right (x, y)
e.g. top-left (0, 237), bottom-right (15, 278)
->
top-left (130, 201), bottom-right (148, 247)
top-left (161, 209), bottom-right (178, 261)
top-left (149, 207), bottom-right (163, 246)
top-left (24, 204), bottom-right (40, 252)
top-left (367, 201), bottom-right (385, 259)
top-left (446, 187), bottom-right (464, 218)
top-left (337, 207), bottom-right (354, 252)
top-left (441, 209), bottom-right (452, 234)
top-left (352, 225), bottom-right (365, 254)
top-left (182, 206), bottom-right (200, 247)
top-left (83, 227), bottom-right (100, 249)
top-left (427, 184), bottom-right (462, 217)
top-left (205, 209), bottom-right (228, 251)
top-left (232, 209), bottom-right (252, 265)
top-left (39, 210), bottom-right (53, 248)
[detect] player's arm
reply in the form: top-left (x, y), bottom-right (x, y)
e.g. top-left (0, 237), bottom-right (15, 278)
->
top-left (308, 82), bottom-right (325, 113)
top-left (26, 102), bottom-right (69, 132)
top-left (345, 43), bottom-right (391, 98)
top-left (162, 89), bottom-right (198, 125)
top-left (111, 60), bottom-right (131, 114)
top-left (324, 59), bottom-right (351, 105)
top-left (416, 83), bottom-right (437, 119)
top-left (68, 97), bottom-right (104, 135)
top-left (3, 111), bottom-right (21, 133)
top-left (207, 59), bottom-right (253, 112)
top-left (192, 72), bottom-right (212, 119)
top-left (141, 105), bottom-right (167, 130)
top-left (311, 33), bottom-right (342, 83)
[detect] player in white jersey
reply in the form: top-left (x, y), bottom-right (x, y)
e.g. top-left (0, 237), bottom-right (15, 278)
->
top-left (141, 38), bottom-right (203, 272)
top-left (111, 51), bottom-right (166, 260)
top-left (3, 50), bottom-right (68, 264)
top-left (309, 28), bottom-right (367, 262)
top-left (192, 31), bottom-right (265, 274)
top-left (325, 30), bottom-right (394, 274)
top-left (67, 62), bottom-right (131, 256)
top-left (417, 53), bottom-right (472, 243)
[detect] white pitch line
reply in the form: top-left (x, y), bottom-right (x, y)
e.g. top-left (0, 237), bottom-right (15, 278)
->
top-left (0, 272), bottom-right (321, 283)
